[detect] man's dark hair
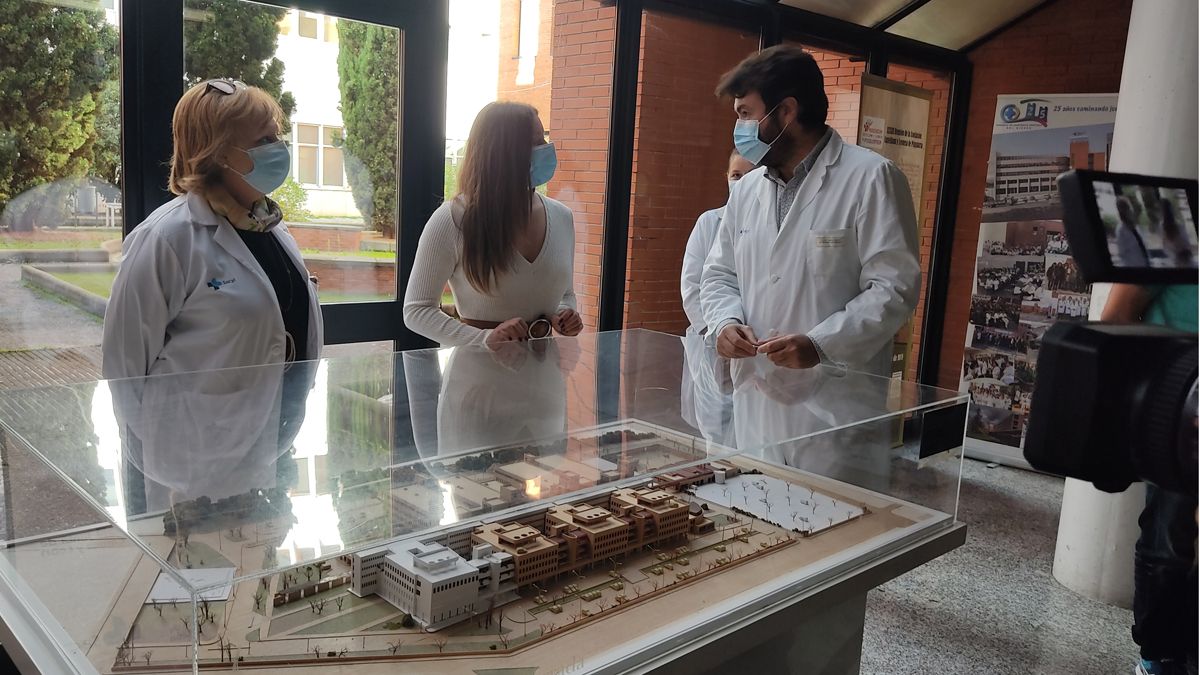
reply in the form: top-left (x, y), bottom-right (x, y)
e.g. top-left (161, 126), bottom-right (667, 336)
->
top-left (715, 45), bottom-right (828, 130)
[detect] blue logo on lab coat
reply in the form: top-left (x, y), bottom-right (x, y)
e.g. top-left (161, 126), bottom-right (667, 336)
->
top-left (207, 277), bottom-right (236, 290)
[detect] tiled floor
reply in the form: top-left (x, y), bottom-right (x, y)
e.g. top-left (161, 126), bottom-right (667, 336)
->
top-left (861, 458), bottom-right (1136, 675)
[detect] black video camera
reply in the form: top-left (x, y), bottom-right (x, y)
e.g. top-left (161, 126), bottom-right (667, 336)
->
top-left (1023, 170), bottom-right (1198, 495)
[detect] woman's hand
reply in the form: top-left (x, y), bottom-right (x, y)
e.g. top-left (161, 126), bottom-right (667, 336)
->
top-left (553, 308), bottom-right (583, 336)
top-left (485, 317), bottom-right (529, 350)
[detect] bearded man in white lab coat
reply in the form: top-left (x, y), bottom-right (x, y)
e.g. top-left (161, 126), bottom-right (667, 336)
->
top-left (700, 45), bottom-right (921, 379)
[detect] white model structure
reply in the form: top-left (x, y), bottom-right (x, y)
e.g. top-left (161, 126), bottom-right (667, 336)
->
top-left (693, 474), bottom-right (865, 535)
top-left (350, 540), bottom-right (517, 631)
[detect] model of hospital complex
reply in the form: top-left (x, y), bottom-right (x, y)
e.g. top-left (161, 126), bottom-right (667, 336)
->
top-left (348, 459), bottom-right (743, 630)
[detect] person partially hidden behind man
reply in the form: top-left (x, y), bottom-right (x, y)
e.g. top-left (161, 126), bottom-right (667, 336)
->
top-left (700, 45), bottom-right (920, 376)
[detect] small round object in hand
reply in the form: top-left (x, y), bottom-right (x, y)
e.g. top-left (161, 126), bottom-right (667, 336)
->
top-left (528, 317), bottom-right (552, 339)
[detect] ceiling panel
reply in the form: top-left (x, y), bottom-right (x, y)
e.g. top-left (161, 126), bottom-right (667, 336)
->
top-left (779, 0), bottom-right (914, 27)
top-left (885, 0), bottom-right (1047, 50)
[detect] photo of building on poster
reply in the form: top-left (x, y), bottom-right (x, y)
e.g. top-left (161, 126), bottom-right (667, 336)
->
top-left (962, 93), bottom-right (1116, 460)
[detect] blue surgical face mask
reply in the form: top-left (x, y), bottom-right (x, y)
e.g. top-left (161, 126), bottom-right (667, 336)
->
top-left (530, 142), bottom-right (557, 187)
top-left (733, 101), bottom-right (789, 165)
top-left (231, 140), bottom-right (292, 195)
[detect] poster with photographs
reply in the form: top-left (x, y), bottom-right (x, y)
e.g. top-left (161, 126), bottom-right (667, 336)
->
top-left (961, 93), bottom-right (1117, 466)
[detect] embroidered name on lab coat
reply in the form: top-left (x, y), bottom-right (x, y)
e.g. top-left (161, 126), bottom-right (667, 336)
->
top-left (812, 233), bottom-right (846, 248)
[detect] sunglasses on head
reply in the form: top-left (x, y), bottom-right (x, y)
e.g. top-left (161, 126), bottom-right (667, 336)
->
top-left (205, 79), bottom-right (246, 95)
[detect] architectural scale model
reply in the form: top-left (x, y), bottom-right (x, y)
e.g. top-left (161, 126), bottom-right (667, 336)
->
top-left (6, 423), bottom-right (948, 674)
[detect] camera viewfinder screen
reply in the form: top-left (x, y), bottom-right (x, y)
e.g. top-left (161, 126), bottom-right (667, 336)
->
top-left (1095, 182), bottom-right (1198, 269)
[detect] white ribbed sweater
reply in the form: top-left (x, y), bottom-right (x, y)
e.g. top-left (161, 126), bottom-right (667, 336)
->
top-left (403, 194), bottom-right (577, 346)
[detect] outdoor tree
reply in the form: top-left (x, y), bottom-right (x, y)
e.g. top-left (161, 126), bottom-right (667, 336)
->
top-left (92, 78), bottom-right (120, 187)
top-left (183, 0), bottom-right (295, 123)
top-left (336, 20), bottom-right (399, 238)
top-left (0, 0), bottom-right (117, 230)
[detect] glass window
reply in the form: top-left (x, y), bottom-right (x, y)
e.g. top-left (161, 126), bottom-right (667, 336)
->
top-left (0, 0), bottom-right (122, 384)
top-left (298, 145), bottom-right (319, 184)
top-left (322, 146), bottom-right (345, 187)
top-left (298, 11), bottom-right (319, 39)
top-left (298, 123), bottom-right (320, 145)
top-left (186, 4), bottom-right (402, 304)
top-left (626, 10), bottom-right (759, 333)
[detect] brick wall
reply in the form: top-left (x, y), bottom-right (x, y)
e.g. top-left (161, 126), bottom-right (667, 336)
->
top-left (304, 257), bottom-right (394, 297)
top-left (547, 0), bottom-right (615, 332)
top-left (498, 0), bottom-right (555, 127)
top-left (936, 0), bottom-right (1132, 387)
top-left (548, 0), bottom-right (615, 433)
top-left (623, 11), bottom-right (759, 333)
top-left (286, 224), bottom-right (363, 253)
top-left (802, 46), bottom-right (865, 144)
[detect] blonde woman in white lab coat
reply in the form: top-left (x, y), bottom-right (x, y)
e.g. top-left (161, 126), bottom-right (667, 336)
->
top-left (102, 79), bottom-right (322, 379)
top-left (679, 149), bottom-right (753, 445)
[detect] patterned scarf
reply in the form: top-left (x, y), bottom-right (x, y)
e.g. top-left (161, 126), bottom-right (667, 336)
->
top-left (205, 185), bottom-right (284, 232)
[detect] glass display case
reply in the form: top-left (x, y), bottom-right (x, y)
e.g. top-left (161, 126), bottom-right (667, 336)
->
top-left (0, 330), bottom-right (968, 674)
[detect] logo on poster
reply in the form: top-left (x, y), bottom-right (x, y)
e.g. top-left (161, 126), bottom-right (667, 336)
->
top-left (999, 99), bottom-right (1050, 126)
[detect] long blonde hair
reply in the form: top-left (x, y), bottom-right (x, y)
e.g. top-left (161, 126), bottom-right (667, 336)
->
top-left (168, 80), bottom-right (284, 195)
top-left (457, 102), bottom-right (541, 294)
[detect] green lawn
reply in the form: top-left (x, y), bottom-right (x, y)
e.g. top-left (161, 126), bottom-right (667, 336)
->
top-left (52, 272), bottom-right (116, 298)
top-left (0, 238), bottom-right (114, 250)
top-left (42, 270), bottom-right (448, 306)
top-left (300, 248), bottom-right (395, 261)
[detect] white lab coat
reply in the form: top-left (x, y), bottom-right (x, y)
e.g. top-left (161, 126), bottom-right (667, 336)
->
top-left (700, 129), bottom-right (920, 378)
top-left (680, 206), bottom-right (734, 445)
top-left (102, 191), bottom-right (323, 380)
top-left (681, 207), bottom-right (723, 334)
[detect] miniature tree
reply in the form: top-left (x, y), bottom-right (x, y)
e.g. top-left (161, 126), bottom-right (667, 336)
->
top-left (338, 647), bottom-right (348, 657)
top-left (335, 596), bottom-right (345, 612)
top-left (433, 637), bottom-right (448, 653)
top-left (497, 631), bottom-right (510, 649)
top-left (304, 566), bottom-right (314, 582)
top-left (387, 640), bottom-right (403, 655)
top-left (316, 598), bottom-right (328, 615)
top-left (153, 602), bottom-right (163, 618)
top-left (254, 591), bottom-right (264, 611)
top-left (313, 644), bottom-right (322, 658)
top-left (143, 651), bottom-right (152, 666)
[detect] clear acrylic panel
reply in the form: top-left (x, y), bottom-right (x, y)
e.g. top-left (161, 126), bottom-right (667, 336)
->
top-left (0, 329), bottom-right (966, 673)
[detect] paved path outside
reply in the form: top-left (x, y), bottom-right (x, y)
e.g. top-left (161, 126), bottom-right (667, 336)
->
top-left (0, 262), bottom-right (103, 387)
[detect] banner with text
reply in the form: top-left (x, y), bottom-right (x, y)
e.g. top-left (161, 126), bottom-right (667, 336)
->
top-left (960, 93), bottom-right (1118, 467)
top-left (858, 73), bottom-right (933, 224)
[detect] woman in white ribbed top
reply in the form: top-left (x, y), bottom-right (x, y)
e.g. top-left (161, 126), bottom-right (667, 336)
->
top-left (403, 102), bottom-right (582, 347)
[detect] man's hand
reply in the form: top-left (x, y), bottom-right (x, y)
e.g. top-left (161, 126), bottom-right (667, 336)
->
top-left (717, 323), bottom-right (759, 359)
top-left (485, 317), bottom-right (529, 350)
top-left (552, 308), bottom-right (583, 336)
top-left (757, 334), bottom-right (820, 369)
